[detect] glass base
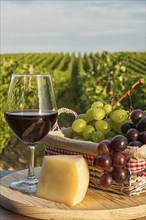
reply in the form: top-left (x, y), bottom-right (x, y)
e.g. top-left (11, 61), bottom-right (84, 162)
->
top-left (10, 178), bottom-right (39, 194)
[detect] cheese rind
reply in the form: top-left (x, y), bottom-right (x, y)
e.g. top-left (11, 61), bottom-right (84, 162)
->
top-left (36, 155), bottom-right (89, 206)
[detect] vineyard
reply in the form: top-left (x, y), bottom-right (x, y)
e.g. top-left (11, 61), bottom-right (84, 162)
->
top-left (0, 51), bottom-right (146, 156)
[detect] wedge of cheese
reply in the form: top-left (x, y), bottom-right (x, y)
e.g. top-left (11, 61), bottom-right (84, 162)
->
top-left (36, 155), bottom-right (89, 206)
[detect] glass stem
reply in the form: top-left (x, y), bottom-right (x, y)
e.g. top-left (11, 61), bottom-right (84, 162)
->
top-left (27, 145), bottom-right (36, 180)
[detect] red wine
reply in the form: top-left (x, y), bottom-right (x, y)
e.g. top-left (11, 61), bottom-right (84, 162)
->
top-left (5, 110), bottom-right (58, 144)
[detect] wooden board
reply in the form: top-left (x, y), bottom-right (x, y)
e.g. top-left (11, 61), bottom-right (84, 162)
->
top-left (0, 167), bottom-right (146, 220)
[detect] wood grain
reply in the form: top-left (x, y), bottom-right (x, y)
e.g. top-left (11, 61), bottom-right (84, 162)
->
top-left (0, 168), bottom-right (146, 220)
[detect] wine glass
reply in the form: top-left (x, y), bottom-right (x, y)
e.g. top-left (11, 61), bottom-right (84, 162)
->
top-left (4, 74), bottom-right (58, 193)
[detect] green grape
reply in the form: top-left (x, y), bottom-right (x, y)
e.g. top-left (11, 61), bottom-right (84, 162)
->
top-left (91, 101), bottom-right (104, 109)
top-left (104, 118), bottom-right (113, 129)
top-left (103, 104), bottom-right (112, 115)
top-left (82, 125), bottom-right (95, 140)
top-left (109, 111), bottom-right (114, 119)
top-left (72, 135), bottom-right (81, 140)
top-left (86, 108), bottom-right (95, 122)
top-left (95, 120), bottom-right (111, 134)
top-left (72, 131), bottom-right (77, 138)
top-left (91, 120), bottom-right (96, 127)
top-left (112, 120), bottom-right (126, 134)
top-left (92, 131), bottom-right (105, 142)
top-left (79, 137), bottom-right (86, 141)
top-left (72, 131), bottom-right (82, 138)
top-left (72, 119), bottom-right (87, 133)
top-left (73, 136), bottom-right (85, 141)
top-left (93, 108), bottom-right (105, 120)
top-left (105, 130), bottom-right (116, 140)
top-left (111, 109), bottom-right (128, 123)
top-left (76, 113), bottom-right (87, 121)
top-left (106, 130), bottom-right (116, 138)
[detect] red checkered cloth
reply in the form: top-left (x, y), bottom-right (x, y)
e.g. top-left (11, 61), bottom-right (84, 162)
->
top-left (45, 146), bottom-right (96, 166)
top-left (137, 172), bottom-right (146, 177)
top-left (126, 160), bottom-right (146, 173)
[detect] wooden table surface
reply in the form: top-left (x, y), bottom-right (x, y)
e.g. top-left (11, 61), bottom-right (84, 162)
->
top-left (0, 170), bottom-right (146, 220)
top-left (0, 170), bottom-right (36, 220)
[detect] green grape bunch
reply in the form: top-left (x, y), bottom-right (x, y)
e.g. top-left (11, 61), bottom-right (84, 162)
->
top-left (71, 100), bottom-right (129, 142)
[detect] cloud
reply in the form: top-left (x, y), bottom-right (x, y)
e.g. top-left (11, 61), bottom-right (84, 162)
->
top-left (1, 0), bottom-right (145, 53)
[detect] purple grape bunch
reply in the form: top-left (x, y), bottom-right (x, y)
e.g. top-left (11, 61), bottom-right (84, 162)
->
top-left (94, 109), bottom-right (146, 188)
top-left (94, 135), bottom-right (130, 188)
top-left (121, 109), bottom-right (146, 147)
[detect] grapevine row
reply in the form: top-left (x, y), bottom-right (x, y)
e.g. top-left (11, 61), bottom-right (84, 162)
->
top-left (0, 52), bottom-right (146, 153)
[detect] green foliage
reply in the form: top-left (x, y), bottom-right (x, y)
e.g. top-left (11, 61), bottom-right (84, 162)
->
top-left (0, 52), bottom-right (146, 153)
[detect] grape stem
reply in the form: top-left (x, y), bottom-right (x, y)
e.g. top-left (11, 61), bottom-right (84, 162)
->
top-left (113, 78), bottom-right (144, 110)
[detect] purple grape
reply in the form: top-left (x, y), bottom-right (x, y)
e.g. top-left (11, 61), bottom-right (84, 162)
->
top-left (128, 141), bottom-right (142, 147)
top-left (111, 135), bottom-right (128, 151)
top-left (97, 140), bottom-right (111, 155)
top-left (130, 109), bottom-right (145, 124)
top-left (112, 152), bottom-right (127, 168)
top-left (121, 121), bottom-right (135, 134)
top-left (126, 128), bottom-right (139, 142)
top-left (94, 155), bottom-right (112, 170)
top-left (139, 131), bottom-right (146, 144)
top-left (100, 173), bottom-right (113, 188)
top-left (112, 168), bottom-right (130, 183)
top-left (137, 116), bottom-right (146, 131)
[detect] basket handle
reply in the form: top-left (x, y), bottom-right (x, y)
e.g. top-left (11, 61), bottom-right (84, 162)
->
top-left (52, 107), bottom-right (78, 131)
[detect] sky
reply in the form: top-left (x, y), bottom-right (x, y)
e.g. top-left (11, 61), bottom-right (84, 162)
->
top-left (1, 0), bottom-right (146, 54)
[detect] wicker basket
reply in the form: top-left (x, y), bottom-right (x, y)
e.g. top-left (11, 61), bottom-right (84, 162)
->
top-left (41, 108), bottom-right (146, 196)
